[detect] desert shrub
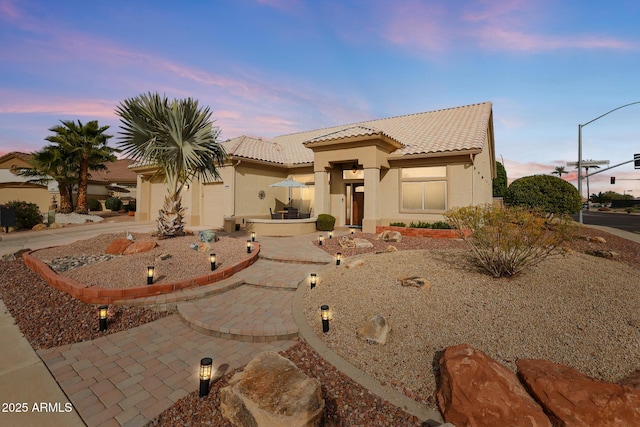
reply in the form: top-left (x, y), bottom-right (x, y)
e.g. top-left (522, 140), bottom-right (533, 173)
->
top-left (389, 222), bottom-right (406, 227)
top-left (444, 204), bottom-right (578, 278)
top-left (5, 200), bottom-right (42, 230)
top-left (504, 175), bottom-right (581, 215)
top-left (408, 220), bottom-right (452, 229)
top-left (317, 214), bottom-right (336, 231)
top-left (87, 198), bottom-right (102, 211)
top-left (105, 197), bottom-right (122, 212)
top-left (123, 201), bottom-right (136, 212)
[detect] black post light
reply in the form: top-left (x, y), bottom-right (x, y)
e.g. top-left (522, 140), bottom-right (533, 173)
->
top-left (251, 231), bottom-right (256, 242)
top-left (321, 305), bottom-right (330, 333)
top-left (336, 252), bottom-right (341, 266)
top-left (98, 305), bottom-right (108, 332)
top-left (209, 253), bottom-right (216, 271)
top-left (328, 230), bottom-right (333, 239)
top-left (147, 266), bottom-right (155, 285)
top-left (310, 273), bottom-right (317, 289)
top-left (199, 357), bottom-right (213, 397)
top-left (318, 235), bottom-right (323, 246)
top-left (247, 240), bottom-right (252, 254)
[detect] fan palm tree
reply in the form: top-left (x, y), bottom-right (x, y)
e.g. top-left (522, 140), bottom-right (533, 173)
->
top-left (15, 145), bottom-right (76, 213)
top-left (551, 166), bottom-right (567, 177)
top-left (115, 92), bottom-right (227, 238)
top-left (45, 120), bottom-right (117, 214)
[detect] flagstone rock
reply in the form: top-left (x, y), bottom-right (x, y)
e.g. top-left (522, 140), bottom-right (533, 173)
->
top-left (356, 314), bottom-right (390, 345)
top-left (105, 238), bottom-right (133, 255)
top-left (397, 276), bottom-right (430, 289)
top-left (353, 238), bottom-right (373, 248)
top-left (437, 344), bottom-right (551, 427)
top-left (122, 241), bottom-right (158, 255)
top-left (220, 351), bottom-right (324, 427)
top-left (379, 230), bottom-right (402, 242)
top-left (517, 359), bottom-right (640, 427)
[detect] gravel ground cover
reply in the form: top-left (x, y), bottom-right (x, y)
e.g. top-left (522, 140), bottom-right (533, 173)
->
top-left (306, 227), bottom-right (640, 409)
top-left (32, 233), bottom-right (248, 288)
top-left (0, 259), bottom-right (170, 349)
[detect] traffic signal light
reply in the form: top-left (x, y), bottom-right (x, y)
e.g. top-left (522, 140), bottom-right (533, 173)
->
top-left (610, 177), bottom-right (615, 184)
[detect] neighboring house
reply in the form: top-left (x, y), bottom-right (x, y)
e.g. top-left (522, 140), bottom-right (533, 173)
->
top-left (0, 153), bottom-right (137, 213)
top-left (133, 101), bottom-right (496, 233)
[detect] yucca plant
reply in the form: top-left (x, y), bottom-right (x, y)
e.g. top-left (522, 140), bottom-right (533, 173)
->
top-left (115, 92), bottom-right (227, 238)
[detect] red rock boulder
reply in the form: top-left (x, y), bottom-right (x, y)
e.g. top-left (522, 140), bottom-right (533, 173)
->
top-left (437, 344), bottom-right (551, 427)
top-left (122, 241), bottom-right (158, 255)
top-left (105, 238), bottom-right (133, 255)
top-left (517, 359), bottom-right (640, 427)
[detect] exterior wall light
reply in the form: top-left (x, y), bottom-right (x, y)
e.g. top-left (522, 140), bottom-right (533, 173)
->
top-left (336, 252), bottom-right (341, 266)
top-left (209, 253), bottom-right (216, 271)
top-left (251, 231), bottom-right (256, 242)
top-left (247, 240), bottom-right (252, 254)
top-left (147, 266), bottom-right (155, 285)
top-left (321, 305), bottom-right (330, 333)
top-left (310, 273), bottom-right (317, 289)
top-left (98, 305), bottom-right (108, 332)
top-left (318, 235), bottom-right (323, 246)
top-left (199, 357), bottom-right (213, 397)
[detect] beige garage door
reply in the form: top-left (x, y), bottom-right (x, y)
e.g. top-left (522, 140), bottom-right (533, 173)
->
top-left (202, 182), bottom-right (225, 227)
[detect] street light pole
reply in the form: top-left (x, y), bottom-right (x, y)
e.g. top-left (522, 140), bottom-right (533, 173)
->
top-left (577, 101), bottom-right (640, 223)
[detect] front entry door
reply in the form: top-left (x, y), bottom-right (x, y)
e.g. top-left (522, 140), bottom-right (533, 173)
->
top-left (346, 184), bottom-right (364, 226)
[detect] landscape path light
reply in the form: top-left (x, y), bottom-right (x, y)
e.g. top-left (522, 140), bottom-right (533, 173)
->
top-left (147, 266), bottom-right (155, 285)
top-left (336, 252), bottom-right (341, 266)
top-left (321, 305), bottom-right (330, 333)
top-left (310, 273), bottom-right (317, 289)
top-left (209, 253), bottom-right (216, 271)
top-left (98, 305), bottom-right (108, 332)
top-left (199, 357), bottom-right (213, 397)
top-left (318, 235), bottom-right (323, 246)
top-left (328, 230), bottom-right (333, 239)
top-left (247, 240), bottom-right (252, 254)
top-left (251, 231), bottom-right (256, 242)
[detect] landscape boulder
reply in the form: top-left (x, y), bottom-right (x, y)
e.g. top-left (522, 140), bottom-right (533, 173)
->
top-left (122, 241), bottom-right (158, 255)
top-left (517, 359), bottom-right (640, 426)
top-left (356, 314), bottom-right (390, 345)
top-left (105, 238), bottom-right (133, 255)
top-left (353, 238), bottom-right (373, 248)
top-left (32, 223), bottom-right (48, 231)
top-left (396, 276), bottom-right (430, 289)
top-left (437, 344), bottom-right (551, 427)
top-left (220, 351), bottom-right (324, 427)
top-left (345, 258), bottom-right (364, 269)
top-left (379, 230), bottom-right (402, 242)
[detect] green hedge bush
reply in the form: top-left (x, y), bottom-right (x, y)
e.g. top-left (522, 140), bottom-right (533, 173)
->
top-left (317, 214), bottom-right (336, 231)
top-left (87, 198), bottom-right (102, 211)
top-left (408, 220), bottom-right (452, 229)
top-left (123, 201), bottom-right (136, 212)
top-left (5, 200), bottom-right (42, 230)
top-left (504, 175), bottom-right (581, 215)
top-left (105, 197), bottom-right (122, 212)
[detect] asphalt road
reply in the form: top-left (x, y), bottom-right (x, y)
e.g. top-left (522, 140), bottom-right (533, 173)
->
top-left (572, 210), bottom-right (640, 234)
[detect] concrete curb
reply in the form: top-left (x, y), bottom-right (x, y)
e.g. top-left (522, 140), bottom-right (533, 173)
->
top-left (291, 270), bottom-right (445, 426)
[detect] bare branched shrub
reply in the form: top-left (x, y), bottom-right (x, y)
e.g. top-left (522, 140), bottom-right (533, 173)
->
top-left (444, 204), bottom-right (578, 278)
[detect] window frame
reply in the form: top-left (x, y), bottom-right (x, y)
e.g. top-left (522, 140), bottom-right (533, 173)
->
top-left (400, 166), bottom-right (448, 212)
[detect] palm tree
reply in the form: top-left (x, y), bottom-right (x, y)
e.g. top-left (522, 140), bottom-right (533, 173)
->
top-left (551, 166), bottom-right (567, 177)
top-left (15, 145), bottom-right (76, 213)
top-left (115, 92), bottom-right (227, 238)
top-left (46, 120), bottom-right (117, 214)
top-left (575, 163), bottom-right (600, 206)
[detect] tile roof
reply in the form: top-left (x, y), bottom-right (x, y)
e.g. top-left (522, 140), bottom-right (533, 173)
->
top-left (89, 158), bottom-right (137, 183)
top-left (233, 101), bottom-right (492, 165)
top-left (0, 151), bottom-right (33, 164)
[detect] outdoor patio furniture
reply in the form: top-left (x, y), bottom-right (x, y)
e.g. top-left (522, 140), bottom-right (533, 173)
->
top-left (285, 208), bottom-right (298, 219)
top-left (270, 208), bottom-right (280, 220)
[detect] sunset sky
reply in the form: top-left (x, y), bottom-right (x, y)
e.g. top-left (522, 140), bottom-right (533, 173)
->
top-left (1, 0), bottom-right (639, 197)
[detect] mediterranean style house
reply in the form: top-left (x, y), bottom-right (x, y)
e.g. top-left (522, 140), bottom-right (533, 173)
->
top-left (132, 101), bottom-right (496, 234)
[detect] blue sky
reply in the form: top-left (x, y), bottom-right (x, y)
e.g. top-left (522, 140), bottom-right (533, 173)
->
top-left (1, 0), bottom-right (639, 197)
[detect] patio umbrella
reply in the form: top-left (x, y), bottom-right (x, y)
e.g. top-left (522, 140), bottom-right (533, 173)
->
top-left (269, 178), bottom-right (308, 208)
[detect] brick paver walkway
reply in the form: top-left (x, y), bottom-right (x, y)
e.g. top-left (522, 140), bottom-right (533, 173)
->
top-left (36, 231), bottom-right (335, 426)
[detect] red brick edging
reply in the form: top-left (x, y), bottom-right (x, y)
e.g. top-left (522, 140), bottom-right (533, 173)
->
top-left (22, 243), bottom-right (261, 305)
top-left (376, 226), bottom-right (471, 239)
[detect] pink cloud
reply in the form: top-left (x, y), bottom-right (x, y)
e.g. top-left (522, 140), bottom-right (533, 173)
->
top-left (0, 0), bottom-right (20, 21)
top-left (380, 0), bottom-right (635, 54)
top-left (0, 91), bottom-right (117, 118)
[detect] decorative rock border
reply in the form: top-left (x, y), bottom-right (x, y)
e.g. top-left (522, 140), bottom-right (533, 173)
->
top-left (376, 225), bottom-right (470, 239)
top-left (22, 243), bottom-right (261, 304)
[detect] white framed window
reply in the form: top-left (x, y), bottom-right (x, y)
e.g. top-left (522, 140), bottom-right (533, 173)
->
top-left (401, 166), bottom-right (447, 211)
